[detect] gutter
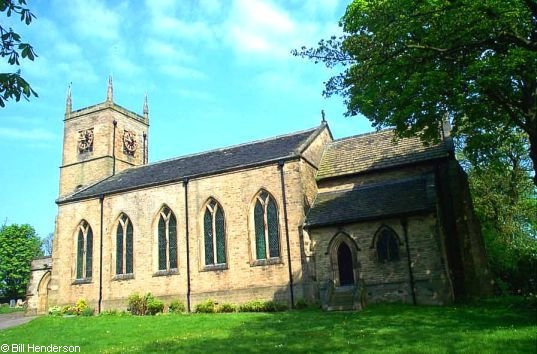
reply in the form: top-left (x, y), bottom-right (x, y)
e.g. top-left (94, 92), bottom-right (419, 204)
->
top-left (98, 194), bottom-right (105, 313)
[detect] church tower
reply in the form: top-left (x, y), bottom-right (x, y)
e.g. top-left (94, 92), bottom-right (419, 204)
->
top-left (58, 77), bottom-right (149, 197)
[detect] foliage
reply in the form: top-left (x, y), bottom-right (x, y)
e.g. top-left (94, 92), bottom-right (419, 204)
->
top-left (459, 128), bottom-right (537, 295)
top-left (1, 298), bottom-right (535, 353)
top-left (293, 0), bottom-right (537, 184)
top-left (0, 303), bottom-right (23, 314)
top-left (194, 299), bottom-right (216, 313)
top-left (47, 306), bottom-right (62, 316)
top-left (127, 293), bottom-right (147, 316)
top-left (238, 299), bottom-right (287, 312)
top-left (127, 293), bottom-right (163, 316)
top-left (294, 298), bottom-right (310, 310)
top-left (0, 0), bottom-right (38, 107)
top-left (216, 302), bottom-right (237, 313)
top-left (146, 295), bottom-right (164, 315)
top-left (168, 299), bottom-right (185, 314)
top-left (0, 224), bottom-right (42, 300)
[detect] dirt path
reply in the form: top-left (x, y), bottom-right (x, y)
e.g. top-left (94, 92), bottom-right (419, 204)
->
top-left (0, 312), bottom-right (36, 330)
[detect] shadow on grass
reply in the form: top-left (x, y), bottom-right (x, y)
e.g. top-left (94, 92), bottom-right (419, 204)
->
top-left (137, 300), bottom-right (536, 353)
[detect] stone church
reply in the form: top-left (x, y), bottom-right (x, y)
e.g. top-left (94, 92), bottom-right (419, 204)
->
top-left (26, 80), bottom-right (490, 314)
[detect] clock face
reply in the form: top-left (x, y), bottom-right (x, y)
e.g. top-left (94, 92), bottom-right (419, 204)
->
top-left (78, 129), bottom-right (94, 153)
top-left (123, 130), bottom-right (137, 155)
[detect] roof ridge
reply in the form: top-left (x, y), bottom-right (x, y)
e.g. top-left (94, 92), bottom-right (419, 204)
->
top-left (131, 125), bottom-right (320, 170)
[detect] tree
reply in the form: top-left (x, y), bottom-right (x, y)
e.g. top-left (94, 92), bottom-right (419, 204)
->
top-left (0, 0), bottom-right (37, 107)
top-left (293, 0), bottom-right (537, 184)
top-left (41, 232), bottom-right (53, 256)
top-left (0, 224), bottom-right (42, 300)
top-left (460, 129), bottom-right (537, 294)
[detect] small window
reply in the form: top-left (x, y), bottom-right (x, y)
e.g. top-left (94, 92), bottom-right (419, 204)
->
top-left (116, 213), bottom-right (134, 275)
top-left (158, 206), bottom-right (178, 271)
top-left (76, 221), bottom-right (93, 279)
top-left (376, 228), bottom-right (399, 262)
top-left (254, 190), bottom-right (280, 260)
top-left (203, 199), bottom-right (226, 266)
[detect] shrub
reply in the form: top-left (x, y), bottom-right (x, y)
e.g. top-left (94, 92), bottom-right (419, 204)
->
top-left (294, 298), bottom-right (309, 310)
top-left (81, 307), bottom-right (94, 316)
top-left (146, 295), bottom-right (164, 315)
top-left (48, 306), bottom-right (62, 316)
top-left (75, 298), bottom-right (88, 312)
top-left (61, 305), bottom-right (78, 316)
top-left (239, 300), bottom-right (266, 312)
top-left (168, 300), bottom-right (186, 314)
top-left (127, 293), bottom-right (147, 316)
top-left (264, 300), bottom-right (288, 312)
top-left (217, 303), bottom-right (237, 313)
top-left (195, 299), bottom-right (216, 313)
top-left (239, 300), bottom-right (287, 312)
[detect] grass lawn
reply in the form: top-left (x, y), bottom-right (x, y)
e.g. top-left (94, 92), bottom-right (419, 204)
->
top-left (0, 306), bottom-right (24, 315)
top-left (0, 298), bottom-right (535, 353)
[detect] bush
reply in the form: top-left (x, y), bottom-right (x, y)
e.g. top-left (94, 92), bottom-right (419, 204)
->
top-left (294, 298), bottom-right (309, 310)
top-left (75, 298), bottom-right (88, 312)
top-left (48, 306), bottom-right (62, 316)
top-left (61, 305), bottom-right (78, 316)
top-left (127, 293), bottom-right (147, 316)
top-left (146, 296), bottom-right (164, 315)
top-left (128, 292), bottom-right (164, 316)
top-left (217, 303), bottom-right (237, 313)
top-left (264, 300), bottom-right (287, 312)
top-left (195, 299), bottom-right (216, 313)
top-left (239, 300), bottom-right (287, 312)
top-left (168, 300), bottom-right (186, 314)
top-left (81, 307), bottom-right (94, 316)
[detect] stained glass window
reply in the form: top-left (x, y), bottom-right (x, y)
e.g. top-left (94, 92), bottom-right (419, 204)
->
top-left (158, 217), bottom-right (167, 271)
top-left (75, 221), bottom-right (92, 279)
top-left (377, 228), bottom-right (399, 262)
top-left (157, 206), bottom-right (178, 271)
top-left (203, 199), bottom-right (226, 266)
top-left (76, 231), bottom-right (84, 279)
top-left (85, 228), bottom-right (93, 278)
top-left (253, 190), bottom-right (280, 260)
top-left (116, 214), bottom-right (134, 275)
top-left (126, 222), bottom-right (133, 274)
top-left (254, 201), bottom-right (266, 259)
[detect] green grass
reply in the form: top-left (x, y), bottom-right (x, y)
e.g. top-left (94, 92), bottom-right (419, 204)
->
top-left (0, 298), bottom-right (535, 353)
top-left (0, 306), bottom-right (24, 314)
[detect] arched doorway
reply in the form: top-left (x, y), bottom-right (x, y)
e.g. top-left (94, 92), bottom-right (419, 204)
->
top-left (337, 242), bottom-right (354, 286)
top-left (37, 272), bottom-right (51, 314)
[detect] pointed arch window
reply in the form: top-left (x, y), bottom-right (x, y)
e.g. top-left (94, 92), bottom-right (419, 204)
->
top-left (203, 199), bottom-right (226, 266)
top-left (76, 221), bottom-right (93, 279)
top-left (376, 227), bottom-right (400, 262)
top-left (254, 190), bottom-right (280, 260)
top-left (116, 213), bottom-right (134, 275)
top-left (158, 206), bottom-right (178, 271)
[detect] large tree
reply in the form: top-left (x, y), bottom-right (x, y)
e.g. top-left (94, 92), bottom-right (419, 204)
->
top-left (0, 0), bottom-right (37, 107)
top-left (293, 0), bottom-right (537, 184)
top-left (460, 128), bottom-right (537, 293)
top-left (0, 224), bottom-right (42, 300)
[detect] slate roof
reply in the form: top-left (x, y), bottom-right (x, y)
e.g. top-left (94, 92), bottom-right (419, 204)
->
top-left (59, 125), bottom-right (325, 203)
top-left (304, 175), bottom-right (436, 228)
top-left (317, 129), bottom-right (450, 180)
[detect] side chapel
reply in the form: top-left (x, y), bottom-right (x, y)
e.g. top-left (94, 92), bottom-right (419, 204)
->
top-left (26, 80), bottom-right (491, 313)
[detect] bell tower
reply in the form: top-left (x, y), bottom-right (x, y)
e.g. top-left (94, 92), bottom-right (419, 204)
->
top-left (58, 77), bottom-right (149, 197)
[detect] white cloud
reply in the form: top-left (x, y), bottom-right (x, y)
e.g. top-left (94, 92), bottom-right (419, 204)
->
top-left (159, 64), bottom-right (207, 80)
top-left (0, 127), bottom-right (56, 141)
top-left (66, 0), bottom-right (121, 41)
top-left (144, 39), bottom-right (195, 63)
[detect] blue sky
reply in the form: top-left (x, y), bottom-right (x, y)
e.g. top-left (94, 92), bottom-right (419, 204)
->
top-left (0, 0), bottom-right (372, 239)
